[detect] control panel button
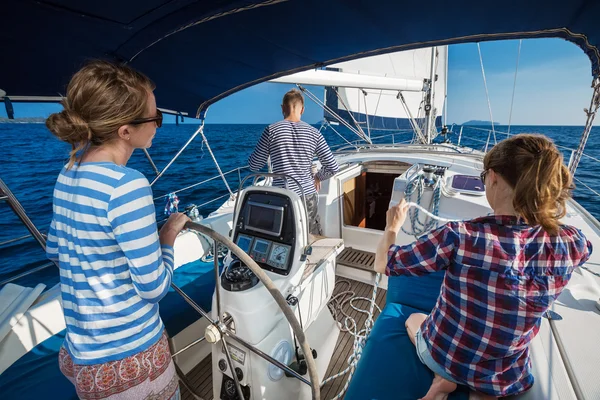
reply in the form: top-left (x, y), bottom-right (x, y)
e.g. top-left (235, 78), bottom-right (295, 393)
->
top-left (235, 367), bottom-right (244, 381)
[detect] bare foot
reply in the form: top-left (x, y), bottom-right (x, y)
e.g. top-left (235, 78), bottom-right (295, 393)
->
top-left (419, 375), bottom-right (458, 400)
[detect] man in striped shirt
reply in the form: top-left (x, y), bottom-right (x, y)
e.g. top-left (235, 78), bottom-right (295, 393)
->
top-left (248, 89), bottom-right (339, 234)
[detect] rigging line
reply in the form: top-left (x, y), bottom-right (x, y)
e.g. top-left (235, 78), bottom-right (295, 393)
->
top-left (458, 124), bottom-right (600, 159)
top-left (464, 125), bottom-right (600, 164)
top-left (507, 40), bottom-right (522, 137)
top-left (198, 124), bottom-right (234, 197)
top-left (573, 176), bottom-right (600, 199)
top-left (572, 149), bottom-right (600, 164)
top-left (153, 166), bottom-right (247, 200)
top-left (333, 87), bottom-right (369, 140)
top-left (306, 93), bottom-right (363, 140)
top-left (397, 92), bottom-right (427, 143)
top-left (477, 43), bottom-right (497, 146)
top-left (301, 85), bottom-right (371, 143)
top-left (324, 121), bottom-right (358, 150)
top-left (581, 265), bottom-right (600, 278)
top-left (317, 121), bottom-right (327, 135)
top-left (362, 90), bottom-right (371, 140)
top-left (302, 86), bottom-right (360, 137)
top-left (463, 125), bottom-right (508, 135)
top-left (150, 121), bottom-right (204, 186)
top-left (569, 78), bottom-right (600, 175)
top-left (373, 63), bottom-right (390, 121)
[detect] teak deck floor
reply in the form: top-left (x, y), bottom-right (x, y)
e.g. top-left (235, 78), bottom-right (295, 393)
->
top-left (181, 276), bottom-right (386, 400)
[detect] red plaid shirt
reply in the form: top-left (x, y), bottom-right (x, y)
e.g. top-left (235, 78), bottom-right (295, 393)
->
top-left (387, 215), bottom-right (592, 396)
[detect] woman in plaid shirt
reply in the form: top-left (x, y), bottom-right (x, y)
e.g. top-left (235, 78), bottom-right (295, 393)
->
top-left (375, 134), bottom-right (592, 399)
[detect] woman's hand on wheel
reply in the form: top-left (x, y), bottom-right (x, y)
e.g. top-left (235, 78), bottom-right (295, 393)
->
top-left (159, 213), bottom-right (191, 246)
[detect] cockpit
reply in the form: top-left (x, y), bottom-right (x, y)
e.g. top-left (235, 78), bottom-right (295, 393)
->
top-left (234, 192), bottom-right (295, 274)
top-left (209, 178), bottom-right (343, 400)
top-left (222, 190), bottom-right (300, 292)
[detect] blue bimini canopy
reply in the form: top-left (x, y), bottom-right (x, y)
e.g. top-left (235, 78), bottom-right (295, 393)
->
top-left (2, 0), bottom-right (600, 118)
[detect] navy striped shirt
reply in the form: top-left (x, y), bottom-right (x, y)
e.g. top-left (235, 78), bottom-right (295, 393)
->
top-left (46, 162), bottom-right (174, 365)
top-left (248, 120), bottom-right (339, 196)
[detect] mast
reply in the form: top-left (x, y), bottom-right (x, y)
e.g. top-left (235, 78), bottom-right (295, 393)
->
top-left (444, 46), bottom-right (448, 128)
top-left (424, 46), bottom-right (437, 144)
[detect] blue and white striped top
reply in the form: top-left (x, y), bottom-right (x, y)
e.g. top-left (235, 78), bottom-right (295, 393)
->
top-left (45, 162), bottom-right (174, 365)
top-left (248, 120), bottom-right (339, 196)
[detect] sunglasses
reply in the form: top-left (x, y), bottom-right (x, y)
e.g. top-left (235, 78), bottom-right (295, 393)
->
top-left (480, 169), bottom-right (488, 184)
top-left (130, 109), bottom-right (163, 128)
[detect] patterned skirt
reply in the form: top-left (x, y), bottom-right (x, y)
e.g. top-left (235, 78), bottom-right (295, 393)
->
top-left (58, 332), bottom-right (180, 400)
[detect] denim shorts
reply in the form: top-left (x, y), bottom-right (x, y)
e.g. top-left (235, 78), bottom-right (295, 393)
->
top-left (415, 328), bottom-right (460, 384)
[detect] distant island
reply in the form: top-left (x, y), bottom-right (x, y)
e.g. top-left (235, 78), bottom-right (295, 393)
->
top-left (461, 120), bottom-right (501, 126)
top-left (0, 117), bottom-right (46, 123)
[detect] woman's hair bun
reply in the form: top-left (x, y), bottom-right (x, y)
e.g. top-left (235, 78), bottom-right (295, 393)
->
top-left (46, 107), bottom-right (92, 145)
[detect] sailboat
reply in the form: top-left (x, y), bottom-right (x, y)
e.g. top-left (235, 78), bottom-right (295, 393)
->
top-left (1, 1), bottom-right (600, 399)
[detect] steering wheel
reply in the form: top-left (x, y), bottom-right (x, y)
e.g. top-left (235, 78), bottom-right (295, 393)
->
top-left (170, 221), bottom-right (320, 400)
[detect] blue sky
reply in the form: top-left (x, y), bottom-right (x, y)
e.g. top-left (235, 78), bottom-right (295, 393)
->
top-left (1, 38), bottom-right (595, 125)
top-left (446, 39), bottom-right (593, 126)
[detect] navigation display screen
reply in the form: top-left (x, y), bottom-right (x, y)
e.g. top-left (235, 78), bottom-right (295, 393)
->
top-left (245, 202), bottom-right (284, 236)
top-left (254, 240), bottom-right (269, 254)
top-left (236, 235), bottom-right (253, 253)
top-left (250, 239), bottom-right (271, 263)
top-left (248, 206), bottom-right (275, 230)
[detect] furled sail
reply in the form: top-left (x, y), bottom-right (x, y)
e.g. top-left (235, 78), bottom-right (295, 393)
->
top-left (270, 69), bottom-right (425, 92)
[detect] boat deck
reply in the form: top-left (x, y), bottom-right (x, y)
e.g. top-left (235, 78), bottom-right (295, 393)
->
top-left (181, 355), bottom-right (213, 400)
top-left (181, 276), bottom-right (386, 399)
top-left (336, 247), bottom-right (376, 272)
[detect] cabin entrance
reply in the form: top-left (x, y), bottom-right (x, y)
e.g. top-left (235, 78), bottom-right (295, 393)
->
top-left (340, 161), bottom-right (411, 249)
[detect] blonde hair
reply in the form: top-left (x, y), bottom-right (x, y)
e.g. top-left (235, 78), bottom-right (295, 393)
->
top-left (281, 88), bottom-right (304, 117)
top-left (46, 60), bottom-right (155, 168)
top-left (484, 134), bottom-right (573, 234)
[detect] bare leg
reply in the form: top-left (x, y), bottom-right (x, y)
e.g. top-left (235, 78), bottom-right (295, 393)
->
top-left (406, 313), bottom-right (457, 400)
top-left (405, 313), bottom-right (427, 346)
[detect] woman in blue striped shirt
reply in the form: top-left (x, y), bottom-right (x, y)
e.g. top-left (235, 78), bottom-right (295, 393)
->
top-left (45, 61), bottom-right (189, 400)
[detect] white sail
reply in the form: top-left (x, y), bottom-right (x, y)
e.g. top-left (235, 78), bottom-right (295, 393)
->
top-left (325, 46), bottom-right (447, 131)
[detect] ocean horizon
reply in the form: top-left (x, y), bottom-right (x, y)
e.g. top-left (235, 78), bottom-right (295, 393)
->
top-left (1, 122), bottom-right (599, 289)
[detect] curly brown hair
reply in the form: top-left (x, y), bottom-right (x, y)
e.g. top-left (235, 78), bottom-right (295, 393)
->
top-left (483, 134), bottom-right (574, 234)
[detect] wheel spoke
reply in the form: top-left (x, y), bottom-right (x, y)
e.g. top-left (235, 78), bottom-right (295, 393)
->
top-left (222, 337), bottom-right (246, 400)
top-left (224, 329), bottom-right (311, 386)
top-left (170, 282), bottom-right (216, 324)
top-left (213, 240), bottom-right (223, 323)
top-left (171, 336), bottom-right (206, 358)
